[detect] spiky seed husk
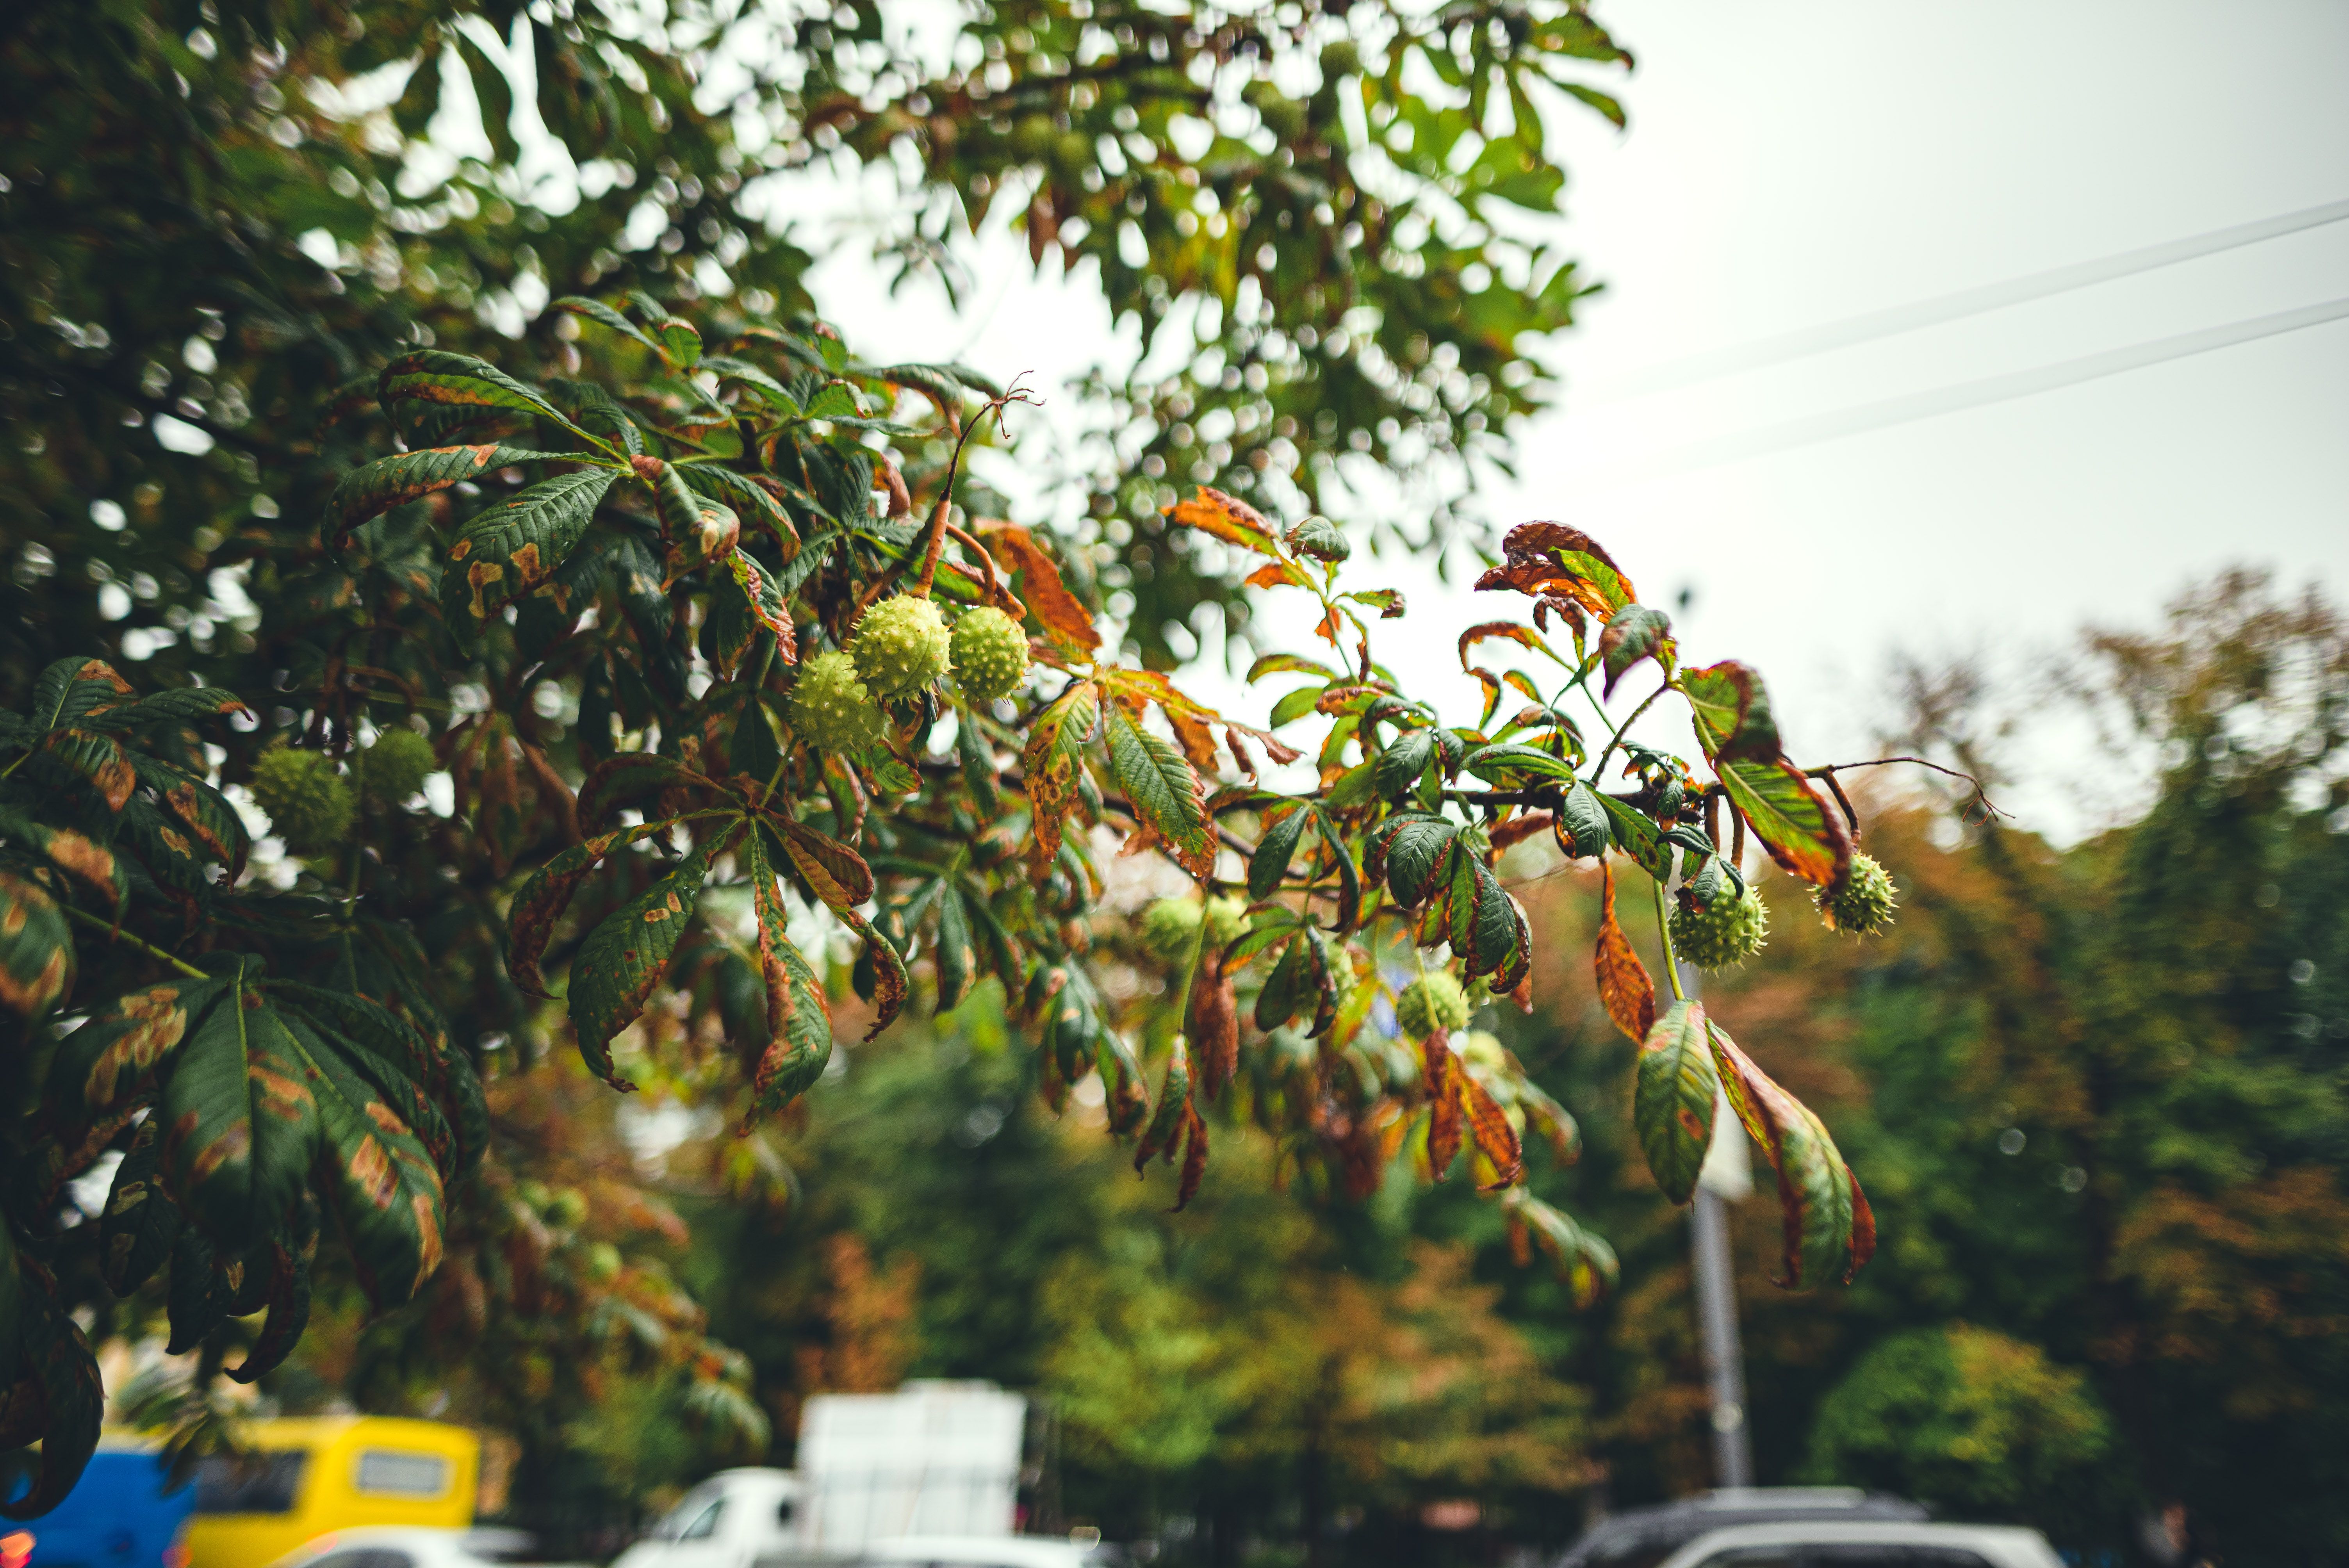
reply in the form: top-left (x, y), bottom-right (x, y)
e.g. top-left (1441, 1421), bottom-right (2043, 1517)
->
top-left (1138, 895), bottom-right (1249, 964)
top-left (849, 595), bottom-right (951, 698)
top-left (1396, 971), bottom-right (1471, 1039)
top-left (251, 746), bottom-right (355, 856)
top-left (357, 727), bottom-right (436, 804)
top-left (791, 650), bottom-right (888, 753)
top-left (1670, 885), bottom-right (1771, 970)
top-left (1818, 852), bottom-right (1899, 935)
top-left (951, 607), bottom-right (1031, 701)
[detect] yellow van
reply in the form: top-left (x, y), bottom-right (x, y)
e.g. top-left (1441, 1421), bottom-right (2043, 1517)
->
top-left (186, 1418), bottom-right (479, 1568)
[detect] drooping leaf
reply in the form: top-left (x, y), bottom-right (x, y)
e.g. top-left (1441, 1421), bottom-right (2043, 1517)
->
top-left (775, 818), bottom-right (876, 910)
top-left (1635, 1000), bottom-right (1719, 1204)
top-left (0, 1262), bottom-right (103, 1520)
top-left (1555, 779), bottom-right (1610, 859)
top-left (1708, 1017), bottom-right (1876, 1288)
top-left (1458, 1066), bottom-right (1525, 1189)
top-left (1373, 727), bottom-right (1437, 799)
top-left (1718, 756), bottom-right (1853, 888)
top-left (1372, 813), bottom-right (1460, 910)
top-left (439, 467), bottom-right (620, 639)
top-left (1456, 622), bottom-right (1554, 671)
top-left (568, 836), bottom-right (720, 1087)
top-left (934, 887), bottom-right (977, 1014)
top-left (1681, 660), bottom-right (1783, 764)
top-left (0, 871), bottom-right (74, 1019)
top-left (98, 1116), bottom-right (182, 1295)
top-left (1459, 741), bottom-right (1579, 784)
top-left (223, 1195), bottom-right (319, 1385)
top-left (985, 525), bottom-right (1101, 652)
top-left (739, 828), bottom-right (834, 1128)
top-left (1424, 1032), bottom-right (1463, 1177)
top-left (504, 819), bottom-right (679, 998)
top-left (1504, 1190), bottom-right (1619, 1307)
top-left (1598, 603), bottom-right (1675, 698)
top-left (1593, 862), bottom-right (1657, 1042)
top-left (1247, 803), bottom-right (1313, 901)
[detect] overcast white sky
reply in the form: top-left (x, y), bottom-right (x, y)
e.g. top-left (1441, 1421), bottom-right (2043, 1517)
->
top-left (796, 0), bottom-right (2349, 838)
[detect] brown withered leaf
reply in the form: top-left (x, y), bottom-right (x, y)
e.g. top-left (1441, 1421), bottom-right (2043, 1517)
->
top-left (1458, 621), bottom-right (1552, 671)
top-left (1189, 950), bottom-right (1239, 1100)
top-left (1172, 1105), bottom-right (1210, 1212)
top-left (1424, 1030), bottom-right (1463, 1178)
top-left (1489, 811), bottom-right (1555, 852)
top-left (1460, 1069), bottom-right (1526, 1190)
top-left (983, 524), bottom-right (1101, 652)
top-left (1594, 862), bottom-right (1657, 1042)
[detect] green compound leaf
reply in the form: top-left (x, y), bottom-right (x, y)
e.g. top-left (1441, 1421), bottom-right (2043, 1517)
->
top-left (378, 349), bottom-right (590, 447)
top-left (1634, 999), bottom-right (1720, 1205)
top-left (0, 1258), bottom-right (103, 1520)
top-left (1708, 1015), bottom-right (1876, 1288)
top-left (439, 467), bottom-right (620, 640)
top-left (1105, 702), bottom-right (1212, 878)
top-left (568, 834), bottom-right (721, 1089)
top-left (323, 444), bottom-right (588, 546)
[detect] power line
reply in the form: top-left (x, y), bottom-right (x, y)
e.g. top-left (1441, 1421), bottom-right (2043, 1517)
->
top-left (1613, 196), bottom-right (2349, 397)
top-left (1597, 293), bottom-right (2349, 484)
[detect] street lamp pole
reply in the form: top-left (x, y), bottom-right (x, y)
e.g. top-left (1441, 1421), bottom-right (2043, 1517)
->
top-left (1681, 962), bottom-right (1754, 1488)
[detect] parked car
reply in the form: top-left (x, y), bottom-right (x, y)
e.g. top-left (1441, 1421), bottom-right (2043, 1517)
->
top-left (610, 1471), bottom-right (800, 1568)
top-left (188, 1417), bottom-right (481, 1568)
top-left (845, 1536), bottom-right (1127, 1568)
top-left (262, 1526), bottom-right (557, 1568)
top-left (1561, 1490), bottom-right (1930, 1568)
top-left (10, 1438), bottom-right (192, 1568)
top-left (1655, 1521), bottom-right (2065, 1568)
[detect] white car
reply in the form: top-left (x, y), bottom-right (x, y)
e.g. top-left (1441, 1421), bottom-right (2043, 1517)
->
top-left (268, 1526), bottom-right (575, 1568)
top-left (849, 1536), bottom-right (1126, 1568)
top-left (1656, 1521), bottom-right (2066, 1568)
top-left (612, 1469), bottom-right (801, 1568)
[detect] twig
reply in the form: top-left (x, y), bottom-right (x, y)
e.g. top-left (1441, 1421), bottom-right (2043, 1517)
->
top-left (942, 522), bottom-right (1005, 606)
top-left (55, 901), bottom-right (207, 980)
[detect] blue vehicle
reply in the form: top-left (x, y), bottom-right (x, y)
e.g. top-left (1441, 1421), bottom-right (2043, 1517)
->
top-left (11, 1440), bottom-right (192, 1568)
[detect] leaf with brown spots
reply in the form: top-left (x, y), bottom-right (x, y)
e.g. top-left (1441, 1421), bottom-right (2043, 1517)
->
top-left (323, 444), bottom-right (582, 547)
top-left (1634, 999), bottom-right (1719, 1205)
top-left (722, 550), bottom-right (800, 665)
top-left (0, 1254), bottom-right (103, 1520)
top-left (0, 806), bottom-right (126, 912)
top-left (437, 467), bottom-right (619, 641)
top-left (1020, 679), bottom-right (1099, 882)
top-left (1593, 861), bottom-right (1657, 1043)
top-left (98, 1117), bottom-right (183, 1295)
top-left (48, 974), bottom-right (228, 1124)
top-left (27, 657), bottom-right (135, 729)
top-left (505, 819), bottom-right (679, 998)
top-left (0, 871), bottom-right (74, 1020)
top-left (40, 728), bottom-right (137, 811)
top-left (1135, 1037), bottom-right (1193, 1170)
top-left (983, 524), bottom-right (1101, 652)
top-left (377, 349), bottom-right (592, 447)
top-left (567, 835), bottom-right (720, 1088)
top-left (134, 757), bottom-right (251, 880)
top-left (740, 827), bottom-right (834, 1126)
top-left (775, 818), bottom-right (877, 910)
top-left (1708, 1016), bottom-right (1877, 1288)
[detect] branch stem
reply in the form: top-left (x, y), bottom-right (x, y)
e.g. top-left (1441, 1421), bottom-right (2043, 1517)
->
top-left (56, 902), bottom-right (208, 980)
